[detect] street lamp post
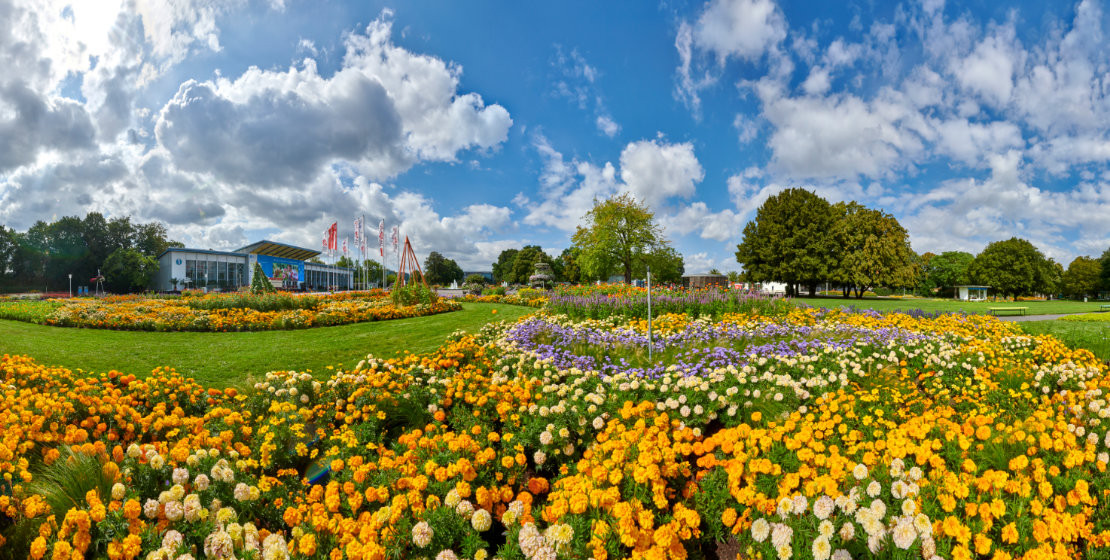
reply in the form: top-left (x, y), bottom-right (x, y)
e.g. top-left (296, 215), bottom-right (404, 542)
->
top-left (68, 274), bottom-right (72, 297)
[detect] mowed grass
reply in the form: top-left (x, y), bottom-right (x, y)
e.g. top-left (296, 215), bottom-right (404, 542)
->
top-left (796, 296), bottom-right (1110, 316)
top-left (1020, 320), bottom-right (1110, 363)
top-left (0, 302), bottom-right (532, 388)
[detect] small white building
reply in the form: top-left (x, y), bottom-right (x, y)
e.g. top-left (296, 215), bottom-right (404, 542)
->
top-left (954, 285), bottom-right (990, 301)
top-left (153, 239), bottom-right (353, 292)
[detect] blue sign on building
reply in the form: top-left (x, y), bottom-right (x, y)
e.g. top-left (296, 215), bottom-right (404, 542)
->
top-left (257, 254), bottom-right (304, 287)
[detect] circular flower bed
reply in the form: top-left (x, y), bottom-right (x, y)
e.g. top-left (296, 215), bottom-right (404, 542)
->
top-left (2, 306), bottom-right (1109, 559)
top-left (0, 290), bottom-right (461, 332)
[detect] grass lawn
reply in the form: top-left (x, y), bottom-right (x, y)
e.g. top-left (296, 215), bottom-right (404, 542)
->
top-left (0, 302), bottom-right (532, 388)
top-left (795, 296), bottom-right (1110, 316)
top-left (1019, 320), bottom-right (1110, 363)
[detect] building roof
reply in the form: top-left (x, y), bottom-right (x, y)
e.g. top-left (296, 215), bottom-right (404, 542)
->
top-left (235, 239), bottom-right (321, 262)
top-left (156, 247), bottom-right (245, 259)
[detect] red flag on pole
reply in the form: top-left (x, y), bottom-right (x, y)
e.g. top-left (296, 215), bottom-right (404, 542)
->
top-left (328, 222), bottom-right (338, 252)
top-left (378, 219), bottom-right (385, 257)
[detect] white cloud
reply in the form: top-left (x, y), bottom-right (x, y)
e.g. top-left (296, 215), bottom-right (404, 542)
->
top-left (619, 139), bottom-right (704, 207)
top-left (953, 27), bottom-right (1020, 108)
top-left (675, 0), bottom-right (786, 112)
top-left (596, 115), bottom-right (620, 137)
top-left (692, 0), bottom-right (787, 63)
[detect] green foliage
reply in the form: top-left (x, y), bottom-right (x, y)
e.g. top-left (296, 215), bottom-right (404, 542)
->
top-left (391, 281), bottom-right (437, 307)
top-left (559, 247), bottom-right (582, 283)
top-left (735, 188), bottom-right (838, 295)
top-left (510, 246), bottom-right (553, 286)
top-left (424, 251), bottom-right (464, 286)
top-left (28, 447), bottom-right (114, 520)
top-left (919, 251), bottom-right (974, 295)
top-left (1062, 256), bottom-right (1102, 298)
top-left (464, 273), bottom-right (487, 286)
top-left (0, 212), bottom-right (181, 293)
top-left (482, 286), bottom-right (507, 296)
top-left (492, 249), bottom-right (519, 284)
top-left (571, 193), bottom-right (673, 284)
top-left (968, 237), bottom-right (1055, 297)
top-left (186, 293), bottom-right (319, 312)
top-left (828, 202), bottom-right (917, 297)
top-left (250, 262), bottom-right (277, 294)
top-left (633, 245), bottom-right (685, 284)
top-left (102, 248), bottom-right (159, 293)
top-left (1101, 248), bottom-right (1110, 293)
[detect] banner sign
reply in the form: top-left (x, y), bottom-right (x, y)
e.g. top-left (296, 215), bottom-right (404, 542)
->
top-left (257, 254), bottom-right (304, 283)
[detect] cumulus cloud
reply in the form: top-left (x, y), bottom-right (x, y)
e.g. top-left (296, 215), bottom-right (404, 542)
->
top-left (519, 135), bottom-right (706, 232)
top-left (156, 13), bottom-right (511, 187)
top-left (619, 140), bottom-right (704, 207)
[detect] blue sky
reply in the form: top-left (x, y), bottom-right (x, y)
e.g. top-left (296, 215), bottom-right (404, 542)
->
top-left (2, 0), bottom-right (1109, 272)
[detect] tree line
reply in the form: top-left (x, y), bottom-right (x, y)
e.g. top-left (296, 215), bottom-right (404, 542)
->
top-left (736, 188), bottom-right (1110, 299)
top-left (0, 213), bottom-right (182, 293)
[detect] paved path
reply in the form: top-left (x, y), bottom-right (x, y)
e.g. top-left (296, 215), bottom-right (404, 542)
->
top-left (995, 313), bottom-right (1074, 322)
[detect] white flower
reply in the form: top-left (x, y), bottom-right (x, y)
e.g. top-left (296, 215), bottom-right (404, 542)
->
top-left (194, 474), bottom-right (210, 491)
top-left (111, 483), bottom-right (126, 501)
top-left (162, 530), bottom-right (184, 550)
top-left (892, 519), bottom-right (917, 549)
top-left (539, 431), bottom-right (553, 445)
top-left (455, 499), bottom-right (475, 517)
top-left (435, 550), bottom-right (458, 560)
top-left (412, 521), bottom-right (433, 548)
top-left (792, 494), bottom-right (807, 514)
top-left (770, 523), bottom-right (793, 549)
top-left (812, 536), bottom-right (832, 560)
top-left (203, 530), bottom-right (234, 559)
top-left (471, 509), bottom-right (492, 532)
top-left (818, 520), bottom-right (834, 538)
top-left (445, 489), bottom-right (461, 508)
top-left (813, 495), bottom-right (835, 520)
top-left (150, 454), bottom-right (165, 470)
top-left (144, 499), bottom-right (160, 519)
top-left (751, 518), bottom-right (770, 542)
top-left (901, 499), bottom-right (916, 516)
top-left (831, 550), bottom-right (852, 560)
top-left (776, 496), bottom-right (794, 518)
top-left (234, 483), bottom-right (251, 502)
top-left (127, 443), bottom-right (141, 458)
top-left (775, 543), bottom-right (793, 560)
top-left (866, 481), bottom-right (881, 498)
top-left (839, 522), bottom-right (855, 541)
top-left (914, 513), bottom-right (933, 535)
top-left (173, 468), bottom-right (190, 486)
top-left (853, 464), bottom-right (868, 480)
top-left (261, 533), bottom-right (289, 560)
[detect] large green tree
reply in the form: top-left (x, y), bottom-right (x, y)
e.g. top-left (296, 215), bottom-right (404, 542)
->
top-left (102, 248), bottom-right (159, 293)
top-left (968, 238), bottom-right (1055, 297)
top-left (1062, 256), bottom-right (1101, 298)
top-left (492, 249), bottom-right (519, 284)
top-left (828, 202), bottom-right (917, 298)
top-left (919, 251), bottom-right (975, 296)
top-left (572, 193), bottom-right (672, 284)
top-left (734, 188), bottom-right (838, 296)
top-left (511, 245), bottom-right (554, 286)
top-left (424, 252), bottom-right (464, 286)
top-left (633, 246), bottom-right (684, 284)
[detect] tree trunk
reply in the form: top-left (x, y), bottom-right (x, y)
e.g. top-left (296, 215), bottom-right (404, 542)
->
top-left (623, 260), bottom-right (632, 284)
top-left (842, 286), bottom-right (850, 297)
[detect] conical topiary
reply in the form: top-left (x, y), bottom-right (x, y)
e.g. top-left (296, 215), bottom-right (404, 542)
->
top-left (250, 262), bottom-right (276, 294)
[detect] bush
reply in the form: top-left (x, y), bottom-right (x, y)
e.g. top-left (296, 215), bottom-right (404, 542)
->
top-left (391, 282), bottom-right (437, 307)
top-left (482, 286), bottom-right (507, 296)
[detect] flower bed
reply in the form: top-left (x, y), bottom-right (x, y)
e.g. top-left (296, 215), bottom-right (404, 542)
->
top-left (2, 307), bottom-right (1110, 559)
top-left (0, 291), bottom-right (460, 332)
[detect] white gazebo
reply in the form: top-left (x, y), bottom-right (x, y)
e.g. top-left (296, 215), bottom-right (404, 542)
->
top-left (954, 285), bottom-right (989, 301)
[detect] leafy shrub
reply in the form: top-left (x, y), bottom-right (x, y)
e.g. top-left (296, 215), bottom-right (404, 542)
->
top-left (482, 286), bottom-right (507, 296)
top-left (391, 282), bottom-right (437, 307)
